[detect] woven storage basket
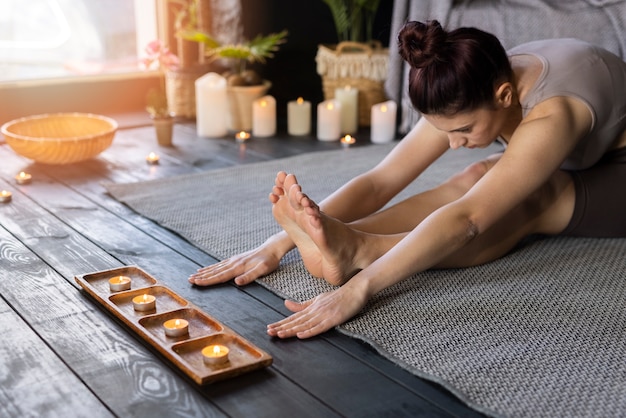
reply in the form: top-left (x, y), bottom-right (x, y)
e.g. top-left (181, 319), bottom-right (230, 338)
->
top-left (316, 41), bottom-right (389, 126)
top-left (1, 113), bottom-right (117, 165)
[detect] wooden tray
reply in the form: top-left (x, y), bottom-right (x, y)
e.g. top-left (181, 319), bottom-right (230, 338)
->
top-left (75, 265), bottom-right (273, 384)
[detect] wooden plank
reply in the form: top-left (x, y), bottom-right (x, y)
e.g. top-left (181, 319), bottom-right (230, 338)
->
top-left (0, 153), bottom-right (461, 417)
top-left (0, 293), bottom-right (113, 418)
top-left (99, 123), bottom-right (273, 175)
top-left (0, 126), bottom-right (483, 417)
top-left (0, 170), bottom-right (347, 417)
top-left (0, 225), bottom-right (225, 418)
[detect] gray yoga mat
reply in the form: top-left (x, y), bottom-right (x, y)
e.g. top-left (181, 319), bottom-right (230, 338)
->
top-left (105, 143), bottom-right (626, 418)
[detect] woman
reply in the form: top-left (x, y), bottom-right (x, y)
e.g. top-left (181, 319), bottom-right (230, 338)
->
top-left (189, 20), bottom-right (626, 339)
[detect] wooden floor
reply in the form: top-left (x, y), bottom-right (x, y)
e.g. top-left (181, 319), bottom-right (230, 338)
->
top-left (0, 120), bottom-right (486, 418)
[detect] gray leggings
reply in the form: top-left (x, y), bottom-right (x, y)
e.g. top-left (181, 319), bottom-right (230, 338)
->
top-left (561, 146), bottom-right (626, 238)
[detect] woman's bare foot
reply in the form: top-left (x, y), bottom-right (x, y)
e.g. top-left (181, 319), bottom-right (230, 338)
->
top-left (271, 173), bottom-right (366, 286)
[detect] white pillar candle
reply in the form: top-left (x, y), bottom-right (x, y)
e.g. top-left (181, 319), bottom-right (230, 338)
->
top-left (195, 72), bottom-right (228, 138)
top-left (317, 99), bottom-right (342, 141)
top-left (371, 100), bottom-right (397, 144)
top-left (334, 85), bottom-right (358, 134)
top-left (287, 97), bottom-right (311, 136)
top-left (252, 95), bottom-right (276, 137)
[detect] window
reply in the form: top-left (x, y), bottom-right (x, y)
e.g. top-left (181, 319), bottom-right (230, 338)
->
top-left (0, 0), bottom-right (160, 127)
top-left (0, 0), bottom-right (156, 82)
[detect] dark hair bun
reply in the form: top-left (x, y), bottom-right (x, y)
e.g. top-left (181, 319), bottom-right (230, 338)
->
top-left (397, 20), bottom-right (447, 69)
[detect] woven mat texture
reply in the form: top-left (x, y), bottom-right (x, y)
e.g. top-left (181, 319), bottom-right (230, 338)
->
top-left (105, 143), bottom-right (626, 418)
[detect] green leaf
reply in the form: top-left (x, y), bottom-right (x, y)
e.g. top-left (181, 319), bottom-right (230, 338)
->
top-left (321, 0), bottom-right (381, 42)
top-left (247, 30), bottom-right (288, 63)
top-left (178, 29), bottom-right (220, 49)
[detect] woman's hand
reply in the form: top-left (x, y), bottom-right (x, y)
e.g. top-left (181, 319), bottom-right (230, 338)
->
top-left (267, 279), bottom-right (370, 339)
top-left (188, 246), bottom-right (282, 287)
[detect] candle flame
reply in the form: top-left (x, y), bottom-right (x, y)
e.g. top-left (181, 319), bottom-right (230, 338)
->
top-left (381, 105), bottom-right (388, 112)
top-left (297, 97), bottom-right (303, 104)
top-left (260, 100), bottom-right (267, 107)
top-left (1, 190), bottom-right (9, 197)
top-left (142, 294), bottom-right (148, 302)
top-left (213, 345), bottom-right (222, 355)
top-left (174, 319), bottom-right (180, 327)
top-left (341, 135), bottom-right (355, 144)
top-left (236, 131), bottom-right (250, 140)
top-left (326, 102), bottom-right (334, 110)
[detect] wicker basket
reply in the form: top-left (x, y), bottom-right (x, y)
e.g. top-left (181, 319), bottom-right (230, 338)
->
top-left (166, 64), bottom-right (212, 118)
top-left (316, 41), bottom-right (389, 127)
top-left (1, 113), bottom-right (118, 165)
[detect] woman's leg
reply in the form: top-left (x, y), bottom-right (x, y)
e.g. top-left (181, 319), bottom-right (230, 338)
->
top-left (271, 158), bottom-right (575, 284)
top-left (349, 155), bottom-right (505, 234)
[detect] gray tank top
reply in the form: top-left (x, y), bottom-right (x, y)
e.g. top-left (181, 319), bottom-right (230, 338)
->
top-left (508, 38), bottom-right (626, 170)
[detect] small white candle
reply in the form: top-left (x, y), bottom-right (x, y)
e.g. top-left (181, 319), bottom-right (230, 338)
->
top-left (371, 100), bottom-right (397, 144)
top-left (252, 95), bottom-right (276, 137)
top-left (132, 294), bottom-right (156, 312)
top-left (287, 97), bottom-right (311, 136)
top-left (317, 99), bottom-right (342, 141)
top-left (341, 134), bottom-right (356, 148)
top-left (15, 172), bottom-right (32, 185)
top-left (108, 275), bottom-right (131, 292)
top-left (202, 344), bottom-right (230, 365)
top-left (163, 318), bottom-right (189, 337)
top-left (146, 152), bottom-right (160, 165)
top-left (195, 72), bottom-right (228, 138)
top-left (235, 131), bottom-right (250, 143)
top-left (0, 190), bottom-right (12, 203)
top-left (335, 85), bottom-right (358, 134)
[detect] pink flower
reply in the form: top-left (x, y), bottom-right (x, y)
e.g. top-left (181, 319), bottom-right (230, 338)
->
top-left (141, 40), bottom-right (180, 72)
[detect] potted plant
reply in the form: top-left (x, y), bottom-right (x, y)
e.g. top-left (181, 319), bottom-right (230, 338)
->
top-left (179, 28), bottom-right (288, 131)
top-left (322, 0), bottom-right (382, 44)
top-left (316, 0), bottom-right (388, 127)
top-left (141, 40), bottom-right (180, 146)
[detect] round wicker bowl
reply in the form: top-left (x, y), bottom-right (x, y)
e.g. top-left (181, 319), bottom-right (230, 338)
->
top-left (1, 113), bottom-right (118, 165)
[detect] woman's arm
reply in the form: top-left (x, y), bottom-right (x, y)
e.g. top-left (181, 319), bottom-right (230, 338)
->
top-left (318, 117), bottom-right (450, 222)
top-left (190, 117), bottom-right (450, 286)
top-left (268, 96), bottom-right (593, 338)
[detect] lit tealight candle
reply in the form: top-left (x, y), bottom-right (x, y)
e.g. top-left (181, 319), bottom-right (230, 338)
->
top-left (0, 190), bottom-right (12, 204)
top-left (108, 275), bottom-right (131, 292)
top-left (132, 294), bottom-right (156, 312)
top-left (15, 172), bottom-right (32, 185)
top-left (146, 152), bottom-right (160, 165)
top-left (341, 134), bottom-right (356, 148)
top-left (235, 131), bottom-right (251, 143)
top-left (202, 344), bottom-right (230, 365)
top-left (163, 318), bottom-right (189, 337)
